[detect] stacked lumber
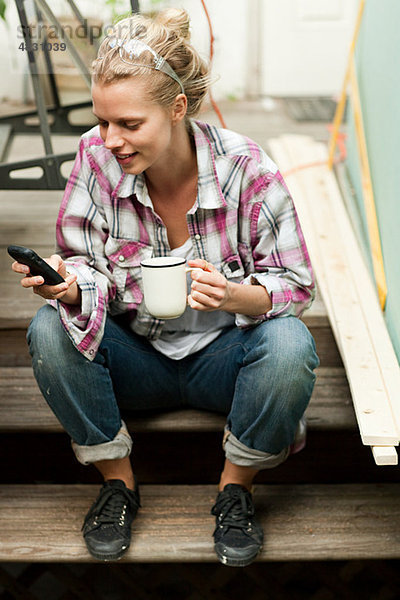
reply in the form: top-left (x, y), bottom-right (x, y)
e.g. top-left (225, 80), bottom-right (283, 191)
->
top-left (269, 134), bottom-right (400, 466)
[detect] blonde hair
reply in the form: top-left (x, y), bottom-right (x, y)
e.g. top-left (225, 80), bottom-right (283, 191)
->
top-left (92, 8), bottom-right (211, 119)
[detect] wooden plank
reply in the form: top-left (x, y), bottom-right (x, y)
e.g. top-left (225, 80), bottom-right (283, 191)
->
top-left (0, 265), bottom-right (328, 332)
top-left (296, 135), bottom-right (400, 461)
top-left (275, 134), bottom-right (400, 464)
top-left (268, 138), bottom-right (338, 342)
top-left (310, 141), bottom-right (400, 435)
top-left (0, 366), bottom-right (356, 434)
top-left (372, 446), bottom-right (398, 466)
top-left (0, 193), bottom-right (60, 223)
top-left (0, 289), bottom-right (328, 331)
top-left (0, 288), bottom-right (328, 330)
top-left (0, 294), bottom-right (328, 330)
top-left (269, 134), bottom-right (400, 447)
top-left (0, 324), bottom-right (343, 368)
top-left (0, 191), bottom-right (60, 253)
top-left (1, 483), bottom-right (400, 562)
top-left (0, 207), bottom-right (58, 326)
top-left (0, 284), bottom-right (46, 327)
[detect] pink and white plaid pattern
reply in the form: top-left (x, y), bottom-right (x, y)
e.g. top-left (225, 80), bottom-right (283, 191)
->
top-left (50, 120), bottom-right (315, 360)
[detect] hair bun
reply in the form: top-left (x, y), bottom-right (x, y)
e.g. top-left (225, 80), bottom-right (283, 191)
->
top-left (155, 8), bottom-right (191, 40)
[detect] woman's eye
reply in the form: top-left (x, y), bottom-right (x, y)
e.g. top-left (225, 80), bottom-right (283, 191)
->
top-left (97, 120), bottom-right (140, 130)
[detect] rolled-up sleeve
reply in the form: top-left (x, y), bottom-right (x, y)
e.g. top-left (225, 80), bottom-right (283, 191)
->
top-left (235, 170), bottom-right (315, 327)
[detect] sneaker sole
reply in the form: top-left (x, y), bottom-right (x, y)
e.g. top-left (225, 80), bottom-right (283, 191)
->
top-left (85, 544), bottom-right (130, 562)
top-left (214, 545), bottom-right (262, 567)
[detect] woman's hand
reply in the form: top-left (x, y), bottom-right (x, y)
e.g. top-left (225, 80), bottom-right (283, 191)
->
top-left (11, 254), bottom-right (80, 304)
top-left (187, 259), bottom-right (232, 312)
top-left (187, 259), bottom-right (272, 316)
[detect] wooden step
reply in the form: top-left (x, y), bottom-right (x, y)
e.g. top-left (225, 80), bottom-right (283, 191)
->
top-left (1, 483), bottom-right (400, 562)
top-left (0, 287), bottom-right (330, 330)
top-left (0, 366), bottom-right (355, 434)
top-left (0, 320), bottom-right (342, 368)
top-left (1, 252), bottom-right (329, 329)
top-left (1, 276), bottom-right (328, 329)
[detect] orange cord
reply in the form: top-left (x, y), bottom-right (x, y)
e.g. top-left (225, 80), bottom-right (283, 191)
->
top-left (282, 126), bottom-right (348, 178)
top-left (199, 1), bottom-right (348, 169)
top-left (200, 0), bottom-right (227, 129)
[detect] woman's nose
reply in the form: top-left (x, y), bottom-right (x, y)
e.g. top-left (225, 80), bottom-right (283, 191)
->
top-left (104, 125), bottom-right (123, 150)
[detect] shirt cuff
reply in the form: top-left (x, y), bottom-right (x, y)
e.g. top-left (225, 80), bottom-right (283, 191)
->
top-left (48, 263), bottom-right (106, 360)
top-left (234, 273), bottom-right (294, 328)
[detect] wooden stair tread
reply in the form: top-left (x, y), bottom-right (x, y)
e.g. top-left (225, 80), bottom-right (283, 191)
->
top-left (0, 365), bottom-right (355, 433)
top-left (1, 483), bottom-right (400, 562)
top-left (0, 182), bottom-right (328, 328)
top-left (0, 244), bottom-right (328, 328)
top-left (0, 293), bottom-right (329, 329)
top-left (1, 246), bottom-right (56, 328)
top-left (0, 326), bottom-right (344, 369)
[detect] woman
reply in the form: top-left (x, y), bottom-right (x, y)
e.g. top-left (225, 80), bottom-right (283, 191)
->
top-left (12, 8), bottom-right (319, 567)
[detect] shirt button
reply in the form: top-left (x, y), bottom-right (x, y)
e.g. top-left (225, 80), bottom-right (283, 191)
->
top-left (118, 255), bottom-right (125, 262)
top-left (194, 234), bottom-right (201, 240)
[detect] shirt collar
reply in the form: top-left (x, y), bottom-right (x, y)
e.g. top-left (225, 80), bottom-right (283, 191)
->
top-left (191, 120), bottom-right (227, 210)
top-left (114, 172), bottom-right (154, 208)
top-left (112, 120), bottom-right (226, 210)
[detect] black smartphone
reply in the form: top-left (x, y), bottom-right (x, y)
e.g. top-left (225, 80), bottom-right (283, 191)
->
top-left (7, 245), bottom-right (65, 286)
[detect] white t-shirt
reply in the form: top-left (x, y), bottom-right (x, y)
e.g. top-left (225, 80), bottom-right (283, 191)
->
top-left (149, 238), bottom-right (236, 359)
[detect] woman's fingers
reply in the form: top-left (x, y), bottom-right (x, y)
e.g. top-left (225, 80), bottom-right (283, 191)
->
top-left (188, 290), bottom-right (220, 310)
top-left (187, 258), bottom-right (216, 273)
top-left (190, 280), bottom-right (225, 301)
top-left (48, 254), bottom-right (68, 278)
top-left (12, 253), bottom-right (75, 300)
top-left (33, 280), bottom-right (67, 298)
top-left (33, 273), bottom-right (77, 300)
top-left (20, 274), bottom-right (45, 288)
top-left (18, 270), bottom-right (76, 302)
top-left (188, 263), bottom-right (232, 311)
top-left (11, 260), bottom-right (30, 275)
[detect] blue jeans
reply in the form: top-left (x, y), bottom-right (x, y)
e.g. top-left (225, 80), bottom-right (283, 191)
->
top-left (27, 305), bottom-right (319, 469)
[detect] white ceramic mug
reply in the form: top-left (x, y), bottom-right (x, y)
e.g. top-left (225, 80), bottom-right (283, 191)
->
top-left (140, 256), bottom-right (194, 319)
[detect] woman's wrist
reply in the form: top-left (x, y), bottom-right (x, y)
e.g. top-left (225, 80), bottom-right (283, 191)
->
top-left (223, 281), bottom-right (271, 316)
top-left (61, 280), bottom-right (81, 306)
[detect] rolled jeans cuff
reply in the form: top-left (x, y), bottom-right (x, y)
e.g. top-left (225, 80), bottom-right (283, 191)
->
top-left (71, 421), bottom-right (133, 466)
top-left (223, 427), bottom-right (290, 469)
top-left (222, 416), bottom-right (307, 470)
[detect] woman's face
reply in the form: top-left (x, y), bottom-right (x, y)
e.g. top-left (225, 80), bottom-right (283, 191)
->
top-left (92, 78), bottom-right (176, 175)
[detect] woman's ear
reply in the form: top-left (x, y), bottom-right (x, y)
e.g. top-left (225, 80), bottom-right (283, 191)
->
top-left (171, 93), bottom-right (188, 124)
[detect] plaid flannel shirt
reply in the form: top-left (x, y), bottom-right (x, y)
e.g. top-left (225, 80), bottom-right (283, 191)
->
top-left (51, 120), bottom-right (315, 361)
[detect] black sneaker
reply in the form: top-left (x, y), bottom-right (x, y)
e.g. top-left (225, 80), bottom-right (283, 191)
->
top-left (82, 479), bottom-right (141, 561)
top-left (211, 483), bottom-right (263, 567)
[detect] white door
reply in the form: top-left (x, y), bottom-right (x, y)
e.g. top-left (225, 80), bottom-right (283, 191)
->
top-left (261, 0), bottom-right (360, 96)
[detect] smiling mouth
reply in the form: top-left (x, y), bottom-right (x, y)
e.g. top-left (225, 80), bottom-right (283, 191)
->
top-left (115, 152), bottom-right (136, 159)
